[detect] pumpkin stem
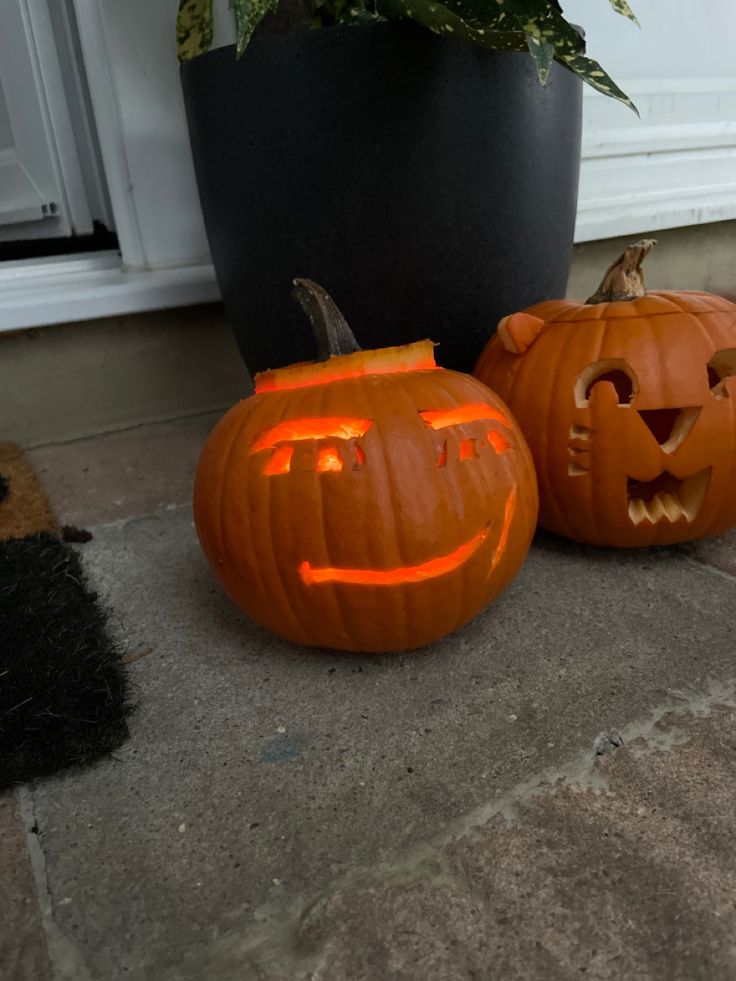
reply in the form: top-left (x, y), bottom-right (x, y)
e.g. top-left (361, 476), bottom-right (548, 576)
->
top-left (292, 279), bottom-right (361, 361)
top-left (586, 239), bottom-right (657, 304)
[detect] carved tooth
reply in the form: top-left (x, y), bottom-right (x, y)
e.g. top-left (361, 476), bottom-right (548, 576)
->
top-left (569, 423), bottom-right (591, 441)
top-left (647, 494), bottom-right (668, 524)
top-left (628, 497), bottom-right (649, 525)
top-left (660, 492), bottom-right (683, 523)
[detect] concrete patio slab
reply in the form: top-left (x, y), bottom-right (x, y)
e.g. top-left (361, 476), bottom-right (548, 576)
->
top-left (22, 505), bottom-right (736, 980)
top-left (683, 528), bottom-right (736, 579)
top-left (0, 793), bottom-right (51, 981)
top-left (275, 700), bottom-right (736, 981)
top-left (29, 412), bottom-right (222, 528)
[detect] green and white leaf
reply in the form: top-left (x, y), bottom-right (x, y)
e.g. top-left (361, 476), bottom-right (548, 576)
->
top-left (497, 0), bottom-right (587, 62)
top-left (558, 51), bottom-right (639, 114)
top-left (524, 32), bottom-right (554, 85)
top-left (176, 0), bottom-right (639, 112)
top-left (493, 0), bottom-right (637, 111)
top-left (606, 0), bottom-right (639, 25)
top-left (324, 0), bottom-right (385, 25)
top-left (230, 0), bottom-right (279, 55)
top-left (378, 0), bottom-right (527, 51)
top-left (176, 0), bottom-right (213, 62)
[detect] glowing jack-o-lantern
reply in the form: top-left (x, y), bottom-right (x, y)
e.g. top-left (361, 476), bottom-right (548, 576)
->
top-left (194, 280), bottom-right (538, 652)
top-left (474, 240), bottom-right (736, 547)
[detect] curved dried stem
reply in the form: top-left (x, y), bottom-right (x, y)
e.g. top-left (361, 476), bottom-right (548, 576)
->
top-left (586, 239), bottom-right (656, 304)
top-left (292, 279), bottom-right (361, 361)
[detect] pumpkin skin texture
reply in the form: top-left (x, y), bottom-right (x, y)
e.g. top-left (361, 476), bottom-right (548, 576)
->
top-left (474, 243), bottom-right (736, 547)
top-left (194, 282), bottom-right (538, 653)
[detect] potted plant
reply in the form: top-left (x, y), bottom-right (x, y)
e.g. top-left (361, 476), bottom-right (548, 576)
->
top-left (178, 0), bottom-right (638, 374)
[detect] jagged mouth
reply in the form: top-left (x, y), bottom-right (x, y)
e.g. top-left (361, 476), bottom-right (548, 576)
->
top-left (627, 469), bottom-right (711, 525)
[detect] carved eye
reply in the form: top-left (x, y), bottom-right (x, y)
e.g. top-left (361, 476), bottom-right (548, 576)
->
top-left (419, 404), bottom-right (513, 466)
top-left (574, 359), bottom-right (638, 408)
top-left (252, 416), bottom-right (372, 474)
top-left (707, 349), bottom-right (736, 399)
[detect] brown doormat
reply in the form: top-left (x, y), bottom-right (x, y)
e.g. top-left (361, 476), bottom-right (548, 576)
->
top-left (0, 443), bottom-right (132, 789)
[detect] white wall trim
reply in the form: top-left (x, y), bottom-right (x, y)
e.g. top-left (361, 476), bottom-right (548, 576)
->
top-left (575, 77), bottom-right (736, 241)
top-left (0, 252), bottom-right (219, 332)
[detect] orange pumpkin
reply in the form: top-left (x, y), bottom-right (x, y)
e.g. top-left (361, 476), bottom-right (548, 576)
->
top-left (194, 280), bottom-right (538, 652)
top-left (474, 240), bottom-right (736, 547)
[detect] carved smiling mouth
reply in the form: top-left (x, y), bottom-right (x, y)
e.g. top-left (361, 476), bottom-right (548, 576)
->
top-left (299, 490), bottom-right (518, 586)
top-left (299, 523), bottom-right (490, 586)
top-left (627, 468), bottom-right (711, 525)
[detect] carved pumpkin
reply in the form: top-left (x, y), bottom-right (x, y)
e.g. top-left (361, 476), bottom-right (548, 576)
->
top-left (194, 280), bottom-right (538, 652)
top-left (474, 240), bottom-right (736, 547)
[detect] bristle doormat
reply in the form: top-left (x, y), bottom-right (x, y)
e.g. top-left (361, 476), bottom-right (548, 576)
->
top-left (0, 443), bottom-right (131, 789)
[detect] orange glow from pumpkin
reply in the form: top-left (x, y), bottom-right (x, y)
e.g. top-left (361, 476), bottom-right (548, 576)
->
top-left (420, 404), bottom-right (512, 430)
top-left (487, 430), bottom-right (512, 455)
top-left (355, 445), bottom-right (366, 466)
top-left (254, 341), bottom-right (438, 393)
top-left (437, 441), bottom-right (448, 467)
top-left (488, 487), bottom-right (517, 577)
top-left (262, 445), bottom-right (293, 475)
top-left (299, 523), bottom-right (490, 587)
top-left (251, 417), bottom-right (373, 453)
top-left (316, 447), bottom-right (343, 472)
top-left (459, 438), bottom-right (478, 460)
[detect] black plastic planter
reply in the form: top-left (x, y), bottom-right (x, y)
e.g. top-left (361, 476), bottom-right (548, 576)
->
top-left (181, 22), bottom-right (582, 375)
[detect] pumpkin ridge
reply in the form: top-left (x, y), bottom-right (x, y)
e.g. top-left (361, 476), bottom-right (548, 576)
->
top-left (444, 375), bottom-right (500, 630)
top-left (453, 372), bottom-right (516, 627)
top-left (313, 379), bottom-right (357, 648)
top-left (264, 386), bottom-right (317, 640)
top-left (416, 371), bottom-right (477, 640)
top-left (545, 303), bottom-right (734, 326)
top-left (562, 319), bottom-right (599, 540)
top-left (427, 376), bottom-right (470, 638)
top-left (585, 318), bottom-right (610, 547)
top-left (657, 290), bottom-right (736, 318)
top-left (215, 407), bottom-right (256, 602)
top-left (689, 306), bottom-right (724, 370)
top-left (368, 376), bottom-right (419, 649)
top-left (350, 378), bottom-right (391, 646)
top-left (214, 411), bottom-right (248, 568)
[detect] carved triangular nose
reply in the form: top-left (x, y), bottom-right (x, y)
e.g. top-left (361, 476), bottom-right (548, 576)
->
top-left (637, 407), bottom-right (701, 452)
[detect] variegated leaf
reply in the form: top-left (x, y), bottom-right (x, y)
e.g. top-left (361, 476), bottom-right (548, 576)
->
top-left (329, 0), bottom-right (384, 25)
top-left (378, 0), bottom-right (527, 51)
top-left (607, 0), bottom-right (639, 25)
top-left (494, 0), bottom-right (636, 111)
top-left (525, 32), bottom-right (554, 85)
top-left (230, 0), bottom-right (280, 56)
top-left (177, 0), bottom-right (214, 62)
top-left (431, 0), bottom-right (515, 28)
top-left (559, 51), bottom-right (639, 114)
top-left (496, 0), bottom-right (586, 60)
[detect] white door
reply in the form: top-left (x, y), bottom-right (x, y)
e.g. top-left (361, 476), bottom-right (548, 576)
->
top-left (0, 0), bottom-right (113, 242)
